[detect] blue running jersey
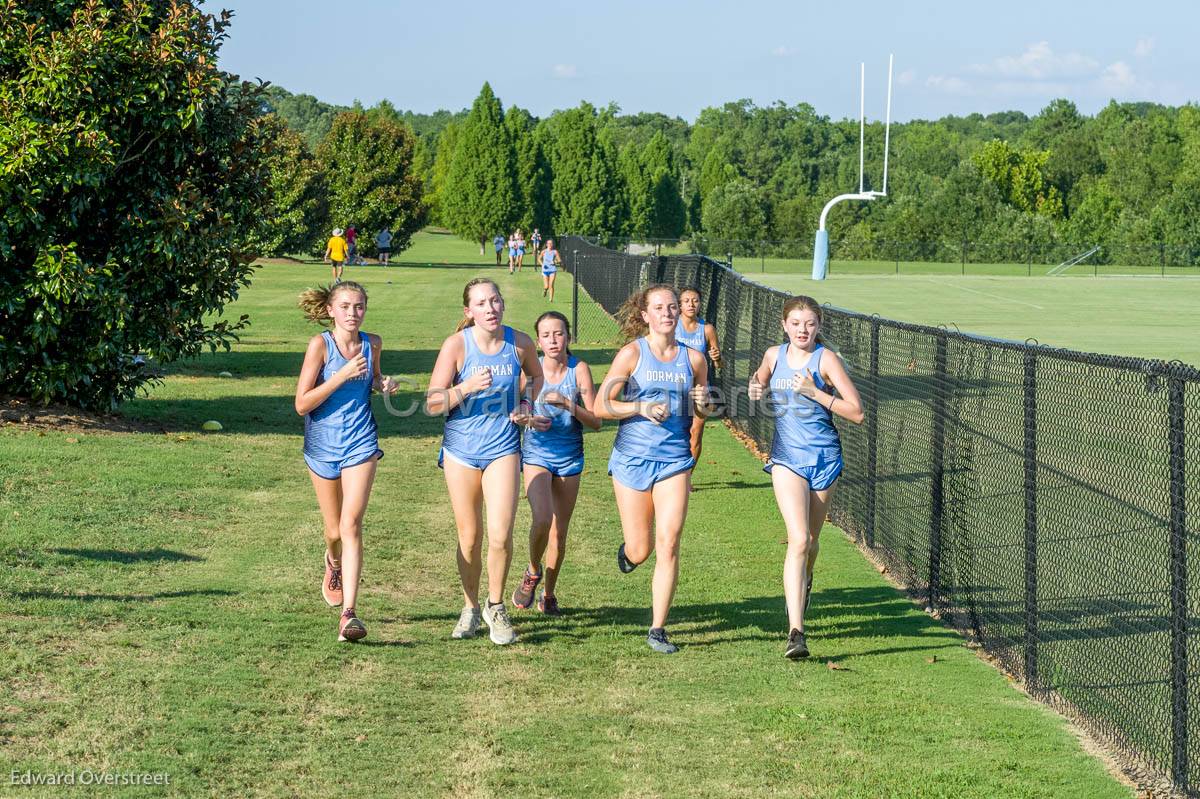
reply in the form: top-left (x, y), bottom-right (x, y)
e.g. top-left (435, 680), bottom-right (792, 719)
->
top-left (522, 355), bottom-right (584, 469)
top-left (442, 326), bottom-right (522, 461)
top-left (675, 318), bottom-right (707, 356)
top-left (541, 249), bottom-right (557, 274)
top-left (768, 343), bottom-right (841, 465)
top-left (304, 331), bottom-right (379, 462)
top-left (613, 337), bottom-right (693, 462)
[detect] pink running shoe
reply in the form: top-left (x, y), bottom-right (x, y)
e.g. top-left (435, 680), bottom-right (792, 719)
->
top-left (322, 552), bottom-right (343, 607)
top-left (338, 609), bottom-right (367, 642)
top-left (511, 567), bottom-right (542, 610)
top-left (536, 591), bottom-right (562, 617)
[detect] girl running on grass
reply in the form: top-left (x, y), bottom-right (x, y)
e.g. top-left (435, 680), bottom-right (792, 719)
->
top-left (511, 311), bottom-right (601, 616)
top-left (295, 281), bottom-right (398, 643)
top-left (426, 278), bottom-right (548, 645)
top-left (675, 286), bottom-right (722, 485)
top-left (595, 284), bottom-right (714, 654)
top-left (540, 239), bottom-right (561, 302)
top-left (747, 295), bottom-right (863, 659)
top-left (515, 229), bottom-right (526, 272)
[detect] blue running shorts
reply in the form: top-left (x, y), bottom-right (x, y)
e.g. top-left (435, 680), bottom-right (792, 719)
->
top-left (305, 448), bottom-right (383, 480)
top-left (608, 450), bottom-right (695, 492)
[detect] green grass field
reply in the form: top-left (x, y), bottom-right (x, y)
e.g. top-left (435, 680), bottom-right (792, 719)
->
top-left (0, 252), bottom-right (1137, 797)
top-left (751, 273), bottom-right (1200, 366)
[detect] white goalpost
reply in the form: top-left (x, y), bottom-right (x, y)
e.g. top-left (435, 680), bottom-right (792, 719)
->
top-left (812, 55), bottom-right (894, 280)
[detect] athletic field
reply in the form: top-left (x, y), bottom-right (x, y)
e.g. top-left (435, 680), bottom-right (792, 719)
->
top-left (1, 256), bottom-right (1135, 796)
top-left (752, 272), bottom-right (1200, 366)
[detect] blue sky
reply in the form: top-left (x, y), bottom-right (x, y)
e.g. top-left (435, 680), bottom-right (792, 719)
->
top-left (211, 0), bottom-right (1198, 122)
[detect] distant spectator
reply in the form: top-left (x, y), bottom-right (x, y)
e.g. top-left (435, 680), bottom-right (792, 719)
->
top-left (345, 224), bottom-right (358, 265)
top-left (376, 227), bottom-right (393, 266)
top-left (494, 234), bottom-right (506, 266)
top-left (324, 228), bottom-right (348, 283)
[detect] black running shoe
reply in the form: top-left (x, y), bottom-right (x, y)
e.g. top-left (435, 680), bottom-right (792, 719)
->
top-left (784, 628), bottom-right (809, 659)
top-left (617, 543), bottom-right (637, 574)
top-left (647, 627), bottom-right (678, 654)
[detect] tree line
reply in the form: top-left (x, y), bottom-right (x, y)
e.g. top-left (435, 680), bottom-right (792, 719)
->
top-left (264, 84), bottom-right (1200, 260)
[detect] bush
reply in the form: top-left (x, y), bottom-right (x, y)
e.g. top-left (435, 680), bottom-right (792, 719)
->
top-left (0, 1), bottom-right (273, 410)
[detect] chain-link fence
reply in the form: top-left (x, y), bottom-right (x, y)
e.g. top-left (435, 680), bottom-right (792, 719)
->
top-left (571, 235), bottom-right (1200, 277)
top-left (563, 235), bottom-right (1200, 797)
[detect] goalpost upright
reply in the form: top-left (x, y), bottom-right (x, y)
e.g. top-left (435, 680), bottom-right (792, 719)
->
top-left (812, 55), bottom-right (894, 280)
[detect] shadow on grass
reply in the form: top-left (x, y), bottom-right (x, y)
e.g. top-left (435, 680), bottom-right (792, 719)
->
top-left (51, 547), bottom-right (203, 564)
top-left (122, 391), bottom-right (445, 437)
top-left (165, 348), bottom-right (445, 379)
top-left (11, 588), bottom-right (236, 602)
top-left (405, 585), bottom-right (962, 655)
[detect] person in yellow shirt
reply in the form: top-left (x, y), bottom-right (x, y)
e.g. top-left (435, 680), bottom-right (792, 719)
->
top-left (324, 228), bottom-right (349, 283)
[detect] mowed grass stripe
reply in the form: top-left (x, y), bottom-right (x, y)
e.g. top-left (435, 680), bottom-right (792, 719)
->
top-left (1, 262), bottom-right (1130, 797)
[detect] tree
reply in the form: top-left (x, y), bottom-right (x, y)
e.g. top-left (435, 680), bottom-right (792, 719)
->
top-left (0, 1), bottom-right (272, 410)
top-left (506, 107), bottom-right (553, 235)
top-left (427, 121), bottom-right (459, 227)
top-left (547, 103), bottom-right (628, 237)
top-left (264, 85), bottom-right (346, 150)
top-left (641, 132), bottom-right (687, 239)
top-left (246, 115), bottom-right (330, 257)
top-left (701, 178), bottom-right (769, 242)
top-left (441, 83), bottom-right (518, 249)
top-left (316, 112), bottom-right (425, 254)
top-left (620, 143), bottom-right (652, 238)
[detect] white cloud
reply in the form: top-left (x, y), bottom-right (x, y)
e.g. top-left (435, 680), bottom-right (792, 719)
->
top-left (926, 75), bottom-right (970, 94)
top-left (970, 41), bottom-right (1098, 79)
top-left (1134, 37), bottom-right (1155, 58)
top-left (895, 69), bottom-right (915, 86)
top-left (551, 64), bottom-right (577, 79)
top-left (1099, 61), bottom-right (1137, 91)
top-left (772, 45), bottom-right (797, 57)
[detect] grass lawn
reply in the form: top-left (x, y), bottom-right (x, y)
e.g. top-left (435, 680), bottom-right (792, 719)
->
top-left (0, 258), bottom-right (1134, 797)
top-left (752, 272), bottom-right (1200, 366)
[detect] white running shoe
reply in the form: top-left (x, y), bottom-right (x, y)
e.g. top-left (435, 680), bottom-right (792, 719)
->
top-left (481, 602), bottom-right (518, 645)
top-left (451, 606), bottom-right (481, 639)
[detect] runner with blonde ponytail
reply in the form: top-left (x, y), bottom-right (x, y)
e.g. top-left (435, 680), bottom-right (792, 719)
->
top-left (295, 281), bottom-right (398, 643)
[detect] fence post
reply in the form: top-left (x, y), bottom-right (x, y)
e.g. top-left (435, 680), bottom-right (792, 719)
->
top-left (1169, 373), bottom-right (1189, 790)
top-left (865, 319), bottom-right (880, 548)
top-left (760, 242), bottom-right (765, 273)
top-left (572, 250), bottom-right (579, 341)
top-left (1023, 349), bottom-right (1039, 691)
top-left (727, 251), bottom-right (733, 271)
top-left (928, 331), bottom-right (948, 612)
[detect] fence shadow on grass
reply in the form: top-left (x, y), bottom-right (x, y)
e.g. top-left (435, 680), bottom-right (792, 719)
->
top-left (50, 547), bottom-right (203, 564)
top-left (12, 588), bottom-right (236, 603)
top-left (501, 585), bottom-right (963, 654)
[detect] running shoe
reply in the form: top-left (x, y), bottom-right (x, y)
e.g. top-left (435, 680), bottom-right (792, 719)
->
top-left (451, 606), bottom-right (481, 639)
top-left (338, 609), bottom-right (367, 642)
top-left (784, 628), bottom-right (809, 659)
top-left (482, 602), bottom-right (518, 645)
top-left (511, 567), bottom-right (542, 610)
top-left (617, 543), bottom-right (637, 574)
top-left (647, 627), bottom-right (678, 654)
top-left (322, 552), bottom-right (343, 607)
top-left (536, 591), bottom-right (562, 616)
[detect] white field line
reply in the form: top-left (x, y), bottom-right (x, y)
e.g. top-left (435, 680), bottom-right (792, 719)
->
top-left (924, 278), bottom-right (1045, 310)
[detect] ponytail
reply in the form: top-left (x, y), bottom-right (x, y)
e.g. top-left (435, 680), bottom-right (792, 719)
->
top-left (298, 281), bottom-right (367, 325)
top-left (456, 277), bottom-right (502, 332)
top-left (616, 283), bottom-right (677, 342)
